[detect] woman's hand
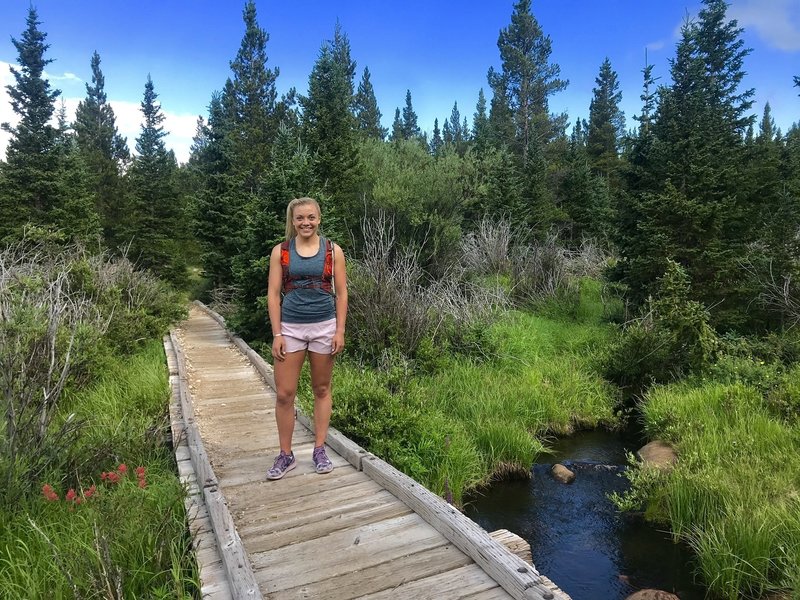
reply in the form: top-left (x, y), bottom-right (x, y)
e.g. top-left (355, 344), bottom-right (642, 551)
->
top-left (331, 331), bottom-right (345, 356)
top-left (272, 335), bottom-right (286, 361)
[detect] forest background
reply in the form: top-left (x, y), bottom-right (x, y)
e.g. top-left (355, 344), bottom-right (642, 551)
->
top-left (1, 0), bottom-right (799, 598)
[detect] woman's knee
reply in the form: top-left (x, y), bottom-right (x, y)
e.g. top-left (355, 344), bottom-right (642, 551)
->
top-left (275, 390), bottom-right (296, 407)
top-left (311, 381), bottom-right (331, 400)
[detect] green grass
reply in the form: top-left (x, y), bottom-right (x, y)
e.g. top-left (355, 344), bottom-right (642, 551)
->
top-left (632, 379), bottom-right (800, 599)
top-left (316, 277), bottom-right (620, 506)
top-left (0, 341), bottom-right (197, 599)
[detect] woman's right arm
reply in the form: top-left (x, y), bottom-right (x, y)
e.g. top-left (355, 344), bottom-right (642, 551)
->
top-left (267, 244), bottom-right (286, 361)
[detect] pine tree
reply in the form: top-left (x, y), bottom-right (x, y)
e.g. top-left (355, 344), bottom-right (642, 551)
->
top-left (52, 101), bottom-right (100, 241)
top-left (587, 57), bottom-right (625, 178)
top-left (73, 51), bottom-right (130, 246)
top-left (472, 88), bottom-right (490, 154)
top-left (390, 108), bottom-right (403, 142)
top-left (0, 7), bottom-right (60, 240)
top-left (300, 21), bottom-right (359, 222)
top-left (401, 89), bottom-right (421, 140)
top-left (128, 75), bottom-right (185, 283)
top-left (430, 118), bottom-right (443, 155)
top-left (228, 0), bottom-right (279, 192)
top-left (354, 66), bottom-right (386, 140)
top-left (489, 0), bottom-right (568, 161)
top-left (616, 1), bottom-right (758, 327)
top-left (487, 74), bottom-right (515, 149)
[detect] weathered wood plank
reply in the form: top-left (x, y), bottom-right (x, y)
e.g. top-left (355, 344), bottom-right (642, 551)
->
top-left (272, 542), bottom-right (475, 600)
top-left (361, 455), bottom-right (557, 600)
top-left (252, 513), bottom-right (448, 593)
top-left (355, 563), bottom-right (511, 600)
top-left (240, 489), bottom-right (412, 553)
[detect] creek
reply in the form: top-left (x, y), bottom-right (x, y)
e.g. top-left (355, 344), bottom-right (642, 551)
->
top-left (464, 429), bottom-right (708, 600)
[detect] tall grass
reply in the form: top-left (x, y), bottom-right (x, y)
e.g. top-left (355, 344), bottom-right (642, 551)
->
top-left (313, 276), bottom-right (620, 506)
top-left (0, 341), bottom-right (197, 598)
top-left (630, 379), bottom-right (800, 599)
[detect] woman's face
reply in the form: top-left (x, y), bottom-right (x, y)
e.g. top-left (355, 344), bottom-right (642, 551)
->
top-left (292, 203), bottom-right (320, 238)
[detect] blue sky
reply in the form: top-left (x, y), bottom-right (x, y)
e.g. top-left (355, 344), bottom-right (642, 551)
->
top-left (1, 0), bottom-right (798, 164)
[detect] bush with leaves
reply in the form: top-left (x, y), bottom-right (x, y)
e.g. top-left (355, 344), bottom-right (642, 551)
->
top-left (0, 240), bottom-right (184, 502)
top-left (603, 259), bottom-right (718, 393)
top-left (346, 212), bottom-right (505, 368)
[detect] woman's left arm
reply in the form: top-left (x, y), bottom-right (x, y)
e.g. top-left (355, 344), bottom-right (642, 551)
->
top-left (331, 243), bottom-right (348, 356)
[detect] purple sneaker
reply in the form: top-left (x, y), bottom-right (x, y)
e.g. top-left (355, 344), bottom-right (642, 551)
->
top-left (266, 451), bottom-right (296, 480)
top-left (312, 446), bottom-right (333, 474)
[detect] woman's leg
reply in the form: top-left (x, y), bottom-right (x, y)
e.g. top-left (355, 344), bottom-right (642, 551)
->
top-left (308, 351), bottom-right (334, 447)
top-left (273, 350), bottom-right (306, 453)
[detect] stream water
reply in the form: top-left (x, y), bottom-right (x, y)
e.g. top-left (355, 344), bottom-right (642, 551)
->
top-left (464, 430), bottom-right (708, 600)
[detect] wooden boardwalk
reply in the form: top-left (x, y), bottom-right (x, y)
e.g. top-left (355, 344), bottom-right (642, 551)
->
top-left (165, 303), bottom-right (570, 600)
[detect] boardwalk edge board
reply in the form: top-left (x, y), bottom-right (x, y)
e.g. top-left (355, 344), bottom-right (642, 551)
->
top-left (362, 454), bottom-right (558, 600)
top-left (167, 328), bottom-right (265, 600)
top-left (191, 300), bottom-right (568, 600)
top-left (193, 300), bottom-right (368, 470)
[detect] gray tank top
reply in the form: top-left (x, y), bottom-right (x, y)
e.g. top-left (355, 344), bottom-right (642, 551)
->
top-left (280, 237), bottom-right (336, 324)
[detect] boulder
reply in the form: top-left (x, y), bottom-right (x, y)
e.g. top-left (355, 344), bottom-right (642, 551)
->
top-left (625, 590), bottom-right (680, 600)
top-left (551, 463), bottom-right (575, 484)
top-left (637, 440), bottom-right (677, 470)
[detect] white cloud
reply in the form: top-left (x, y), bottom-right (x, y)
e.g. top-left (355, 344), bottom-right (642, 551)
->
top-left (730, 0), bottom-right (800, 51)
top-left (45, 71), bottom-right (83, 84)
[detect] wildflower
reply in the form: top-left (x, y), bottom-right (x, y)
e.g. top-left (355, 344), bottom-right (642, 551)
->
top-left (84, 484), bottom-right (97, 499)
top-left (135, 466), bottom-right (145, 478)
top-left (65, 489), bottom-right (77, 502)
top-left (107, 472), bottom-right (120, 484)
top-left (138, 479), bottom-right (147, 489)
top-left (117, 463), bottom-right (128, 474)
top-left (41, 484), bottom-right (59, 502)
top-left (101, 472), bottom-right (107, 481)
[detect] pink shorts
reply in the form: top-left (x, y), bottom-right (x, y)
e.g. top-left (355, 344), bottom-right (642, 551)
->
top-left (281, 318), bottom-right (337, 354)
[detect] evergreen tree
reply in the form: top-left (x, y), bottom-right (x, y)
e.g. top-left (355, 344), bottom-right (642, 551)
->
top-left (192, 1), bottom-right (281, 289)
top-left (615, 1), bottom-right (758, 328)
top-left (191, 92), bottom-right (239, 287)
top-left (390, 108), bottom-right (403, 142)
top-left (300, 21), bottom-right (359, 224)
top-left (430, 118), bottom-right (443, 155)
top-left (52, 101), bottom-right (100, 241)
top-left (0, 7), bottom-right (60, 240)
top-left (487, 74), bottom-right (515, 149)
top-left (73, 51), bottom-right (130, 246)
top-left (228, 0), bottom-right (279, 192)
top-left (488, 0), bottom-right (568, 160)
top-left (472, 88), bottom-right (490, 154)
top-left (354, 66), bottom-right (386, 140)
top-left (128, 75), bottom-right (185, 283)
top-left (401, 89), bottom-right (421, 140)
top-left (587, 57), bottom-right (625, 178)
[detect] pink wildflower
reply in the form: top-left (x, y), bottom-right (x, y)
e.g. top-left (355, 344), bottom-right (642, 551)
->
top-left (117, 463), bottom-right (128, 474)
top-left (65, 488), bottom-right (77, 502)
top-left (138, 479), bottom-right (147, 489)
top-left (41, 484), bottom-right (59, 502)
top-left (135, 466), bottom-right (145, 477)
top-left (84, 484), bottom-right (97, 499)
top-left (100, 472), bottom-right (107, 481)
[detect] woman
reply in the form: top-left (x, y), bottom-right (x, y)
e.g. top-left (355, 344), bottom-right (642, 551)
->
top-left (266, 197), bottom-right (347, 480)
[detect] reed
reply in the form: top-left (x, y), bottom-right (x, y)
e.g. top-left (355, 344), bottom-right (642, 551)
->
top-left (638, 379), bottom-right (800, 598)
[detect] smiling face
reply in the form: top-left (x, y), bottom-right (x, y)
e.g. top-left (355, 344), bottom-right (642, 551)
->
top-left (291, 202), bottom-right (321, 239)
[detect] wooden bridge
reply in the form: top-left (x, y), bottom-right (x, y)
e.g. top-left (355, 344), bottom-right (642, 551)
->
top-left (164, 302), bottom-right (570, 600)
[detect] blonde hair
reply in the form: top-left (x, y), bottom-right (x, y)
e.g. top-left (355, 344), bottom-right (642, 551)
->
top-left (285, 197), bottom-right (321, 240)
